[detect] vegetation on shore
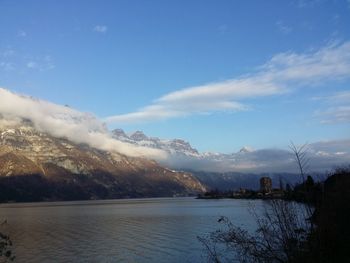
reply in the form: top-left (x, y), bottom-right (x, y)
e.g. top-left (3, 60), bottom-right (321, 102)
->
top-left (200, 143), bottom-right (350, 263)
top-left (199, 167), bottom-right (350, 263)
top-left (197, 174), bottom-right (319, 201)
top-left (0, 222), bottom-right (14, 262)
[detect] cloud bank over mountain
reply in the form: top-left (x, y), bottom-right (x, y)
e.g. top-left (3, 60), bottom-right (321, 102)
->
top-left (111, 128), bottom-right (350, 174)
top-left (0, 88), bottom-right (166, 160)
top-left (166, 140), bottom-right (350, 173)
top-left (1, 87), bottom-right (349, 173)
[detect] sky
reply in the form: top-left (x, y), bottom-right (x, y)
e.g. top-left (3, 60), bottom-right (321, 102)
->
top-left (1, 0), bottom-right (350, 153)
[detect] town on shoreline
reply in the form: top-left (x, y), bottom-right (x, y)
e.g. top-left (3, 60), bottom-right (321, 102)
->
top-left (197, 176), bottom-right (300, 200)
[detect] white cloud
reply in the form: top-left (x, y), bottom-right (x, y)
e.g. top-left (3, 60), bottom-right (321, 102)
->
top-left (317, 106), bottom-right (350, 124)
top-left (314, 90), bottom-right (350, 124)
top-left (332, 14), bottom-right (340, 25)
top-left (1, 49), bottom-right (15, 57)
top-left (17, 30), bottom-right (27, 37)
top-left (26, 61), bottom-right (37, 69)
top-left (158, 139), bottom-right (350, 173)
top-left (323, 90), bottom-right (350, 103)
top-left (105, 41), bottom-right (350, 125)
top-left (26, 56), bottom-right (55, 71)
top-left (0, 88), bottom-right (348, 173)
top-left (93, 25), bottom-right (107, 33)
top-left (0, 49), bottom-right (16, 71)
top-left (276, 20), bottom-right (292, 34)
top-left (296, 0), bottom-right (322, 8)
top-left (0, 88), bottom-right (166, 160)
top-left (1, 48), bottom-right (55, 72)
top-left (0, 62), bottom-right (15, 71)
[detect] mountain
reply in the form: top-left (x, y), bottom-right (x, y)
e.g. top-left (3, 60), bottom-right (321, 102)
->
top-left (239, 146), bottom-right (254, 153)
top-left (111, 129), bottom-right (331, 191)
top-left (111, 128), bottom-right (350, 176)
top-left (0, 88), bottom-right (347, 201)
top-left (111, 128), bottom-right (271, 173)
top-left (112, 129), bottom-right (200, 157)
top-left (0, 121), bottom-right (206, 202)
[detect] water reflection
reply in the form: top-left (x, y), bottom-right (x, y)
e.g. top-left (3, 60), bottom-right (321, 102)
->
top-left (0, 198), bottom-right (261, 263)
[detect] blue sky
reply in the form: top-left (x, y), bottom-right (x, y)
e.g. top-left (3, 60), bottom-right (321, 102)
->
top-left (1, 0), bottom-right (350, 153)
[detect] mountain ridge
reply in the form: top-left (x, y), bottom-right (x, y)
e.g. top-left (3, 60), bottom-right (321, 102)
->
top-left (0, 121), bottom-right (206, 202)
top-left (111, 128), bottom-right (350, 174)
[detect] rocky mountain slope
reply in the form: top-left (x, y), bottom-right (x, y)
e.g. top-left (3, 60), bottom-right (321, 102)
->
top-left (111, 129), bottom-right (346, 190)
top-left (111, 128), bottom-right (264, 172)
top-left (112, 129), bottom-right (260, 162)
top-left (111, 128), bottom-right (350, 176)
top-left (112, 129), bottom-right (200, 157)
top-left (0, 121), bottom-right (206, 202)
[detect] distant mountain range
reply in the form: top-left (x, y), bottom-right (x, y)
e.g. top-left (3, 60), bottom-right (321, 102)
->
top-left (111, 128), bottom-right (349, 175)
top-left (112, 129), bottom-right (200, 157)
top-left (0, 121), bottom-right (206, 202)
top-left (110, 128), bottom-right (342, 190)
top-left (0, 121), bottom-right (305, 203)
top-left (0, 87), bottom-right (348, 202)
top-left (111, 129), bottom-right (258, 170)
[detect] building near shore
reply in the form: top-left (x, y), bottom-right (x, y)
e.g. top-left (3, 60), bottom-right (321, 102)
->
top-left (260, 177), bottom-right (272, 193)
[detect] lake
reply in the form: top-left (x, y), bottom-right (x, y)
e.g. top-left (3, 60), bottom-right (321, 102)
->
top-left (0, 197), bottom-right (263, 263)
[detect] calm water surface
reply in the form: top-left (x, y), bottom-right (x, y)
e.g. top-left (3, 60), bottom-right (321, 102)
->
top-left (0, 197), bottom-right (263, 263)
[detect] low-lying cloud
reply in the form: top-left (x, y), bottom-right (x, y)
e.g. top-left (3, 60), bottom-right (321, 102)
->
top-left (0, 88), bottom-right (167, 160)
top-left (0, 87), bottom-right (348, 173)
top-left (161, 140), bottom-right (350, 173)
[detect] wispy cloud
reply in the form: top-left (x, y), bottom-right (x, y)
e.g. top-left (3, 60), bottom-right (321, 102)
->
top-left (218, 24), bottom-right (229, 34)
top-left (296, 0), bottom-right (322, 8)
top-left (26, 55), bottom-right (55, 71)
top-left (93, 25), bottom-right (107, 33)
top-left (331, 14), bottom-right (340, 25)
top-left (0, 62), bottom-right (15, 71)
top-left (26, 61), bottom-right (37, 69)
top-left (17, 30), bottom-right (27, 37)
top-left (314, 90), bottom-right (350, 124)
top-left (314, 90), bottom-right (350, 103)
top-left (0, 47), bottom-right (55, 72)
top-left (318, 106), bottom-right (350, 124)
top-left (1, 49), bottom-right (15, 58)
top-left (276, 20), bottom-right (292, 34)
top-left (0, 48), bottom-right (16, 71)
top-left (105, 41), bottom-right (350, 125)
top-left (0, 87), bottom-right (347, 172)
top-left (158, 139), bottom-right (350, 173)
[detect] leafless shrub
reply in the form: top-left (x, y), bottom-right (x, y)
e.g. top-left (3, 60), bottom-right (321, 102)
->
top-left (0, 221), bottom-right (14, 263)
top-left (199, 142), bottom-right (315, 263)
top-left (199, 200), bottom-right (310, 263)
top-left (289, 142), bottom-right (309, 184)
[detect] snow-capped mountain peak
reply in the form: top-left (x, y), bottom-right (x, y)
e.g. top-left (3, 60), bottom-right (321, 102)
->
top-left (130, 131), bottom-right (149, 141)
top-left (112, 128), bottom-right (128, 139)
top-left (111, 129), bottom-right (199, 157)
top-left (239, 146), bottom-right (255, 153)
